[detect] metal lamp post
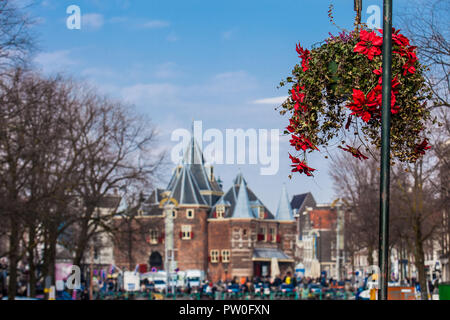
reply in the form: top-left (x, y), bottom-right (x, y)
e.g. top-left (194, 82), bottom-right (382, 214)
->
top-left (163, 199), bottom-right (178, 296)
top-left (379, 0), bottom-right (393, 301)
top-left (354, 0), bottom-right (393, 300)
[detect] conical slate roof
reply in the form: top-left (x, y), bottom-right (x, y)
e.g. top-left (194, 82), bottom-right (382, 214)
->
top-left (210, 172), bottom-right (274, 219)
top-left (275, 184), bottom-right (294, 221)
top-left (183, 136), bottom-right (205, 165)
top-left (231, 179), bottom-right (254, 219)
top-left (166, 136), bottom-right (223, 206)
top-left (168, 165), bottom-right (207, 206)
top-left (178, 137), bottom-right (222, 193)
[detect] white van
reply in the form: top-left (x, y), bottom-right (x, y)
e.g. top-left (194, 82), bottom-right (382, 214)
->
top-left (186, 270), bottom-right (205, 288)
top-left (123, 271), bottom-right (140, 292)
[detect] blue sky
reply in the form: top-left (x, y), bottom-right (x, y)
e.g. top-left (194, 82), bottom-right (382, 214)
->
top-left (28, 0), bottom-right (412, 213)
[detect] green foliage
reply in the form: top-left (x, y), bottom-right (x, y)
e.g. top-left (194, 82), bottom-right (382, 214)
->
top-left (279, 27), bottom-right (433, 174)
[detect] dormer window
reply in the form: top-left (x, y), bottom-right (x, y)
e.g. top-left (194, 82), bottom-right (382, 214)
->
top-left (216, 205), bottom-right (225, 219)
top-left (258, 207), bottom-right (265, 219)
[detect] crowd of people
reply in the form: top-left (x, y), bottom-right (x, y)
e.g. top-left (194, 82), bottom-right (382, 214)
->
top-left (73, 272), bottom-right (358, 300)
top-left (0, 263), bottom-right (441, 300)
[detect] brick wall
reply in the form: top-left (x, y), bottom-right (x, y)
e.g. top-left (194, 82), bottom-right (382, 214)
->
top-left (207, 219), bottom-right (231, 282)
top-left (113, 215), bottom-right (298, 280)
top-left (174, 207), bottom-right (209, 272)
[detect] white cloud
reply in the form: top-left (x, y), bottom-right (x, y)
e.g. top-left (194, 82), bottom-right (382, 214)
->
top-left (121, 83), bottom-right (179, 107)
top-left (140, 20), bottom-right (170, 29)
top-left (34, 50), bottom-right (77, 73)
top-left (81, 67), bottom-right (117, 79)
top-left (252, 96), bottom-right (288, 105)
top-left (82, 13), bottom-right (104, 30)
top-left (118, 70), bottom-right (259, 113)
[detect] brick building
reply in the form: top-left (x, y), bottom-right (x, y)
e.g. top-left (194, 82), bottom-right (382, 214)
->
top-left (294, 203), bottom-right (349, 279)
top-left (113, 136), bottom-right (296, 281)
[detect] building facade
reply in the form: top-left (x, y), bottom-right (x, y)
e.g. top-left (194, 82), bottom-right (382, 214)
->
top-left (113, 137), bottom-right (296, 282)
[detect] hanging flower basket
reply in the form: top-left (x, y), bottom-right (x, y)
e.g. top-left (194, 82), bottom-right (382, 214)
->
top-left (279, 26), bottom-right (433, 177)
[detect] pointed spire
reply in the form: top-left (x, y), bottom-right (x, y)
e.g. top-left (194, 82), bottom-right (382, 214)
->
top-left (231, 177), bottom-right (254, 219)
top-left (183, 135), bottom-right (204, 165)
top-left (233, 169), bottom-right (247, 186)
top-left (275, 184), bottom-right (294, 221)
top-left (168, 165), bottom-right (207, 206)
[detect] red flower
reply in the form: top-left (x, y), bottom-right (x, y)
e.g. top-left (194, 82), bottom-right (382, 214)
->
top-left (286, 118), bottom-right (299, 133)
top-left (414, 139), bottom-right (431, 156)
top-left (346, 89), bottom-right (378, 122)
top-left (378, 28), bottom-right (410, 48)
top-left (403, 53), bottom-right (417, 75)
top-left (378, 28), bottom-right (417, 76)
top-left (291, 85), bottom-right (308, 113)
top-left (400, 47), bottom-right (417, 75)
top-left (289, 154), bottom-right (316, 176)
top-left (338, 145), bottom-right (369, 160)
top-left (391, 76), bottom-right (400, 92)
top-left (296, 43), bottom-right (311, 72)
top-left (289, 135), bottom-right (319, 152)
top-left (354, 30), bottom-right (383, 60)
top-left (368, 81), bottom-right (400, 115)
top-left (373, 66), bottom-right (382, 76)
top-left (291, 85), bottom-right (305, 102)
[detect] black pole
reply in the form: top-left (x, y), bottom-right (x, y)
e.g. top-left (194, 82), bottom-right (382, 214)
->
top-left (379, 0), bottom-right (393, 300)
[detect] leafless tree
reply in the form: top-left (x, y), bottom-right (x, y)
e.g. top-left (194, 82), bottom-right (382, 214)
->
top-left (68, 96), bottom-right (164, 268)
top-left (400, 0), bottom-right (449, 109)
top-left (0, 0), bottom-right (35, 71)
top-left (0, 68), bottom-right (77, 298)
top-left (329, 152), bottom-right (380, 266)
top-left (391, 157), bottom-right (443, 300)
top-left (0, 67), bottom-right (165, 299)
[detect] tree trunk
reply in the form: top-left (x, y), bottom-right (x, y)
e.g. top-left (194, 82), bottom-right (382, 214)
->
top-left (27, 224), bottom-right (36, 297)
top-left (73, 206), bottom-right (96, 267)
top-left (414, 218), bottom-right (428, 300)
top-left (127, 220), bottom-right (134, 271)
top-left (8, 217), bottom-right (19, 300)
top-left (73, 217), bottom-right (91, 267)
top-left (47, 227), bottom-right (58, 287)
top-left (368, 245), bottom-right (374, 266)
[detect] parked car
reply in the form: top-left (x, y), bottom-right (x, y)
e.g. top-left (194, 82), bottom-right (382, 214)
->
top-left (153, 280), bottom-right (167, 292)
